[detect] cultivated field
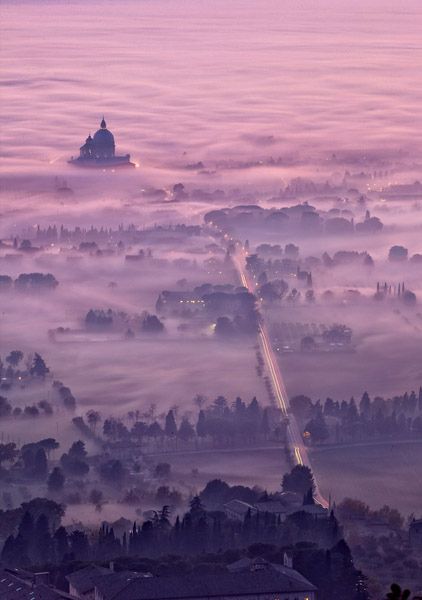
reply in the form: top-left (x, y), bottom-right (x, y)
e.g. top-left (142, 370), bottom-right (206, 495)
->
top-left (152, 447), bottom-right (290, 495)
top-left (310, 440), bottom-right (422, 516)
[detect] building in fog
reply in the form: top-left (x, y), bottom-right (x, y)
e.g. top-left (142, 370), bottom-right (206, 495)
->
top-left (223, 498), bottom-right (257, 521)
top-left (69, 117), bottom-right (135, 168)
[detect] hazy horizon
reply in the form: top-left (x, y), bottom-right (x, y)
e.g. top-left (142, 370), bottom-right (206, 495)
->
top-left (1, 0), bottom-right (422, 175)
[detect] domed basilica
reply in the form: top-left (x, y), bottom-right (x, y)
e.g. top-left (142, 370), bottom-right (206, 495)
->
top-left (69, 117), bottom-right (134, 168)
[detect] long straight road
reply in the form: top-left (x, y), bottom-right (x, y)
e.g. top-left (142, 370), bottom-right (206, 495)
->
top-left (232, 247), bottom-right (328, 508)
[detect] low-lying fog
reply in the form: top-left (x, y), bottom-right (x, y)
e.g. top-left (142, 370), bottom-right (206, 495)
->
top-left (0, 0), bottom-right (421, 520)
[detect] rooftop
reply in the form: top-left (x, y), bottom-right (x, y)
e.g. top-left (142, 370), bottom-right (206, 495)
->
top-left (223, 499), bottom-right (256, 515)
top-left (227, 557), bottom-right (313, 588)
top-left (105, 568), bottom-right (317, 600)
top-left (95, 572), bottom-right (152, 600)
top-left (254, 500), bottom-right (289, 514)
top-left (0, 570), bottom-right (72, 600)
top-left (66, 565), bottom-right (111, 594)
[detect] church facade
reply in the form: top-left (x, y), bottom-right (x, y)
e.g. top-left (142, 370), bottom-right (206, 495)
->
top-left (69, 117), bottom-right (135, 168)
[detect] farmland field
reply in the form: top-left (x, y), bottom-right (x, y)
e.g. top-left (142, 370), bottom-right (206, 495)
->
top-left (310, 440), bottom-right (422, 516)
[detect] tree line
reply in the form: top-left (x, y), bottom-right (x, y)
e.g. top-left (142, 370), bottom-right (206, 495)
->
top-left (290, 388), bottom-right (422, 444)
top-left (100, 396), bottom-right (285, 450)
top-left (1, 493), bottom-right (338, 567)
top-left (0, 273), bottom-right (58, 291)
top-left (0, 352), bottom-right (77, 416)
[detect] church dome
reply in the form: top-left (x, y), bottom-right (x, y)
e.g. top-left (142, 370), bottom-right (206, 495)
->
top-left (92, 117), bottom-right (115, 158)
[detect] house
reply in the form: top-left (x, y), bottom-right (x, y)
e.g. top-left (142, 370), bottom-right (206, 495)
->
top-left (223, 499), bottom-right (257, 521)
top-left (254, 500), bottom-right (290, 521)
top-left (298, 504), bottom-right (329, 520)
top-left (67, 566), bottom-right (151, 600)
top-left (93, 565), bottom-right (317, 600)
top-left (156, 291), bottom-right (203, 314)
top-left (0, 568), bottom-right (73, 600)
top-left (94, 572), bottom-right (152, 600)
top-left (254, 496), bottom-right (328, 522)
top-left (66, 565), bottom-right (112, 599)
top-left (228, 555), bottom-right (298, 573)
top-left (227, 555), bottom-right (315, 597)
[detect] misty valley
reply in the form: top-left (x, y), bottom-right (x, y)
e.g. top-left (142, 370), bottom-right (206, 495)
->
top-left (1, 159), bottom-right (422, 597)
top-left (1, 1), bottom-right (422, 598)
